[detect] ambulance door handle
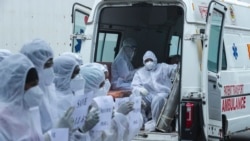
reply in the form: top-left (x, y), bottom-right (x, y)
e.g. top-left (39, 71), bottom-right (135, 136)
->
top-left (217, 82), bottom-right (222, 88)
top-left (216, 74), bottom-right (222, 88)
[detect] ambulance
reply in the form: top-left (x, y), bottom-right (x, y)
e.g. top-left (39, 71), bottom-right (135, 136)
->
top-left (2, 0), bottom-right (250, 140)
top-left (72, 0), bottom-right (250, 140)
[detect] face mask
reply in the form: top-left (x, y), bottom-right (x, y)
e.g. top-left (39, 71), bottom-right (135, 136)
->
top-left (103, 79), bottom-right (111, 95)
top-left (145, 61), bottom-right (155, 71)
top-left (70, 75), bottom-right (85, 92)
top-left (94, 87), bottom-right (106, 98)
top-left (24, 86), bottom-right (43, 108)
top-left (41, 67), bottom-right (54, 86)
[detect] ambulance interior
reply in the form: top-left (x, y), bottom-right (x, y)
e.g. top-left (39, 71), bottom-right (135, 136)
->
top-left (94, 4), bottom-right (184, 124)
top-left (95, 4), bottom-right (184, 80)
top-left (93, 3), bottom-right (184, 133)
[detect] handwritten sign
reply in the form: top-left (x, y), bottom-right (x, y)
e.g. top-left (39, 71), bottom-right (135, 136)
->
top-left (29, 106), bottom-right (43, 140)
top-left (128, 96), bottom-right (142, 130)
top-left (50, 128), bottom-right (69, 141)
top-left (92, 96), bottom-right (114, 131)
top-left (71, 91), bottom-right (93, 129)
top-left (74, 89), bottom-right (84, 96)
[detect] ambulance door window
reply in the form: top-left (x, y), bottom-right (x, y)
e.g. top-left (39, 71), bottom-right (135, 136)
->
top-left (207, 10), bottom-right (224, 73)
top-left (222, 45), bottom-right (227, 70)
top-left (168, 35), bottom-right (181, 64)
top-left (169, 35), bottom-right (181, 56)
top-left (95, 32), bottom-right (120, 62)
top-left (72, 10), bottom-right (89, 53)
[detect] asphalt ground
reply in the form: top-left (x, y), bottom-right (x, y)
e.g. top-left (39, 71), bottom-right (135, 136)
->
top-left (228, 130), bottom-right (250, 141)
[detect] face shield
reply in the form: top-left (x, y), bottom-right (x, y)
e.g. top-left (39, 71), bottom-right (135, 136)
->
top-left (124, 47), bottom-right (136, 60)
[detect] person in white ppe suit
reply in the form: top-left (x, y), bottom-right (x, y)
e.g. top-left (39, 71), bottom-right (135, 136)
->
top-left (80, 63), bottom-right (134, 141)
top-left (20, 39), bottom-right (57, 133)
top-left (111, 37), bottom-right (137, 90)
top-left (21, 40), bottom-right (79, 140)
top-left (0, 49), bottom-right (12, 62)
top-left (131, 50), bottom-right (177, 131)
top-left (61, 52), bottom-right (83, 65)
top-left (54, 56), bottom-right (99, 140)
top-left (83, 63), bottom-right (111, 95)
top-left (0, 53), bottom-right (46, 140)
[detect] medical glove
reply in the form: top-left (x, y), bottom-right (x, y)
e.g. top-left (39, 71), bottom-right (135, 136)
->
top-left (56, 107), bottom-right (74, 130)
top-left (139, 87), bottom-right (149, 96)
top-left (117, 101), bottom-right (134, 115)
top-left (80, 107), bottom-right (99, 133)
top-left (44, 133), bottom-right (51, 141)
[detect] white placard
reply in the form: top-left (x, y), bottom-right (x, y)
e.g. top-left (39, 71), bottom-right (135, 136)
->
top-left (29, 106), bottom-right (44, 141)
top-left (92, 96), bottom-right (114, 131)
top-left (74, 89), bottom-right (84, 95)
top-left (71, 91), bottom-right (93, 129)
top-left (128, 96), bottom-right (142, 129)
top-left (50, 128), bottom-right (69, 141)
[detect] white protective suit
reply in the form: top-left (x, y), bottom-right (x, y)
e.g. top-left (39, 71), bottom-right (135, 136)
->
top-left (80, 64), bottom-right (129, 141)
top-left (54, 56), bottom-right (78, 116)
top-left (61, 52), bottom-right (83, 65)
top-left (20, 39), bottom-right (56, 133)
top-left (53, 55), bottom-right (89, 140)
top-left (131, 51), bottom-right (177, 125)
top-left (111, 38), bottom-right (137, 90)
top-left (0, 49), bottom-right (12, 62)
top-left (0, 53), bottom-right (44, 141)
top-left (83, 63), bottom-right (111, 94)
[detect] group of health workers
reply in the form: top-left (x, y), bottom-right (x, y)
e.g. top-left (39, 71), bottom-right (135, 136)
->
top-left (0, 37), bottom-right (177, 141)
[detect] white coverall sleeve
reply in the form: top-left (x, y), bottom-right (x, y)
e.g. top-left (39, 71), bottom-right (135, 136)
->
top-left (125, 69), bottom-right (137, 81)
top-left (116, 59), bottom-right (132, 81)
top-left (162, 63), bottom-right (177, 78)
top-left (131, 71), bottom-right (143, 91)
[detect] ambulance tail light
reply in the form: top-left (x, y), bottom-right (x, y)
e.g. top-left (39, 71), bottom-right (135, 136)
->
top-left (180, 99), bottom-right (203, 140)
top-left (185, 102), bottom-right (194, 128)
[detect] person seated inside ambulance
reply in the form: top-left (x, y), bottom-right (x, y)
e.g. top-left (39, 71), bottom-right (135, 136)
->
top-left (111, 37), bottom-right (138, 90)
top-left (131, 50), bottom-right (177, 131)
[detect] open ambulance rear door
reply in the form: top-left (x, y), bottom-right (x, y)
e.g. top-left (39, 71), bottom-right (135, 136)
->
top-left (201, 1), bottom-right (227, 140)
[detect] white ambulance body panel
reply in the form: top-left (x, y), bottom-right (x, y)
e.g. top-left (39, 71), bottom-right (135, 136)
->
top-left (187, 0), bottom-right (250, 136)
top-left (0, 0), bottom-right (94, 56)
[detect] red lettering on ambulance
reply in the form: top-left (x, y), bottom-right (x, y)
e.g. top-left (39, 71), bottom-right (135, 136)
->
top-left (224, 85), bottom-right (232, 96)
top-left (222, 96), bottom-right (246, 112)
top-left (224, 84), bottom-right (244, 96)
